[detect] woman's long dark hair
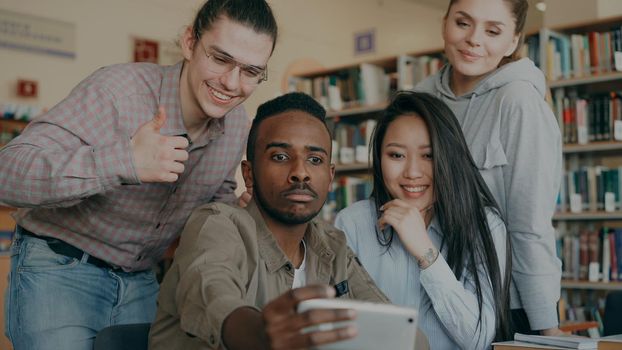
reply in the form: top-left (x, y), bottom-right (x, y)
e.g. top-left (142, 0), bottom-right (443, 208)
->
top-left (370, 91), bottom-right (512, 341)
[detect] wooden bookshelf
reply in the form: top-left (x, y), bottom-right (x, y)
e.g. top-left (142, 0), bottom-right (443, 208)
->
top-left (549, 71), bottom-right (622, 88)
top-left (561, 280), bottom-right (622, 291)
top-left (546, 16), bottom-right (622, 323)
top-left (553, 211), bottom-right (622, 221)
top-left (326, 103), bottom-right (387, 119)
top-left (335, 162), bottom-right (370, 173)
top-left (0, 118), bottom-right (29, 127)
top-left (563, 141), bottom-right (622, 154)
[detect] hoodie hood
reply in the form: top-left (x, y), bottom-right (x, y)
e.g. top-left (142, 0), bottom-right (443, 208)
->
top-left (432, 57), bottom-right (547, 100)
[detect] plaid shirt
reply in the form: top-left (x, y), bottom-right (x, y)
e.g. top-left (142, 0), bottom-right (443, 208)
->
top-left (0, 61), bottom-right (249, 271)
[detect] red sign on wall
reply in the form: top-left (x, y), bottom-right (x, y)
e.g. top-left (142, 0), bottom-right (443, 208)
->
top-left (17, 79), bottom-right (38, 98)
top-left (133, 38), bottom-right (159, 63)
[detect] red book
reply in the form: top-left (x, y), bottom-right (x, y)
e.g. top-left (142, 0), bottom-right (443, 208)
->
top-left (588, 31), bottom-right (600, 74)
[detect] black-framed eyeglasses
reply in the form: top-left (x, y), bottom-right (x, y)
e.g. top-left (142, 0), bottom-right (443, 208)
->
top-left (199, 41), bottom-right (268, 85)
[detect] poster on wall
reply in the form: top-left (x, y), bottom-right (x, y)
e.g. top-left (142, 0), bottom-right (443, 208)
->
top-left (132, 37), bottom-right (182, 65)
top-left (0, 9), bottom-right (76, 58)
top-left (354, 29), bottom-right (375, 56)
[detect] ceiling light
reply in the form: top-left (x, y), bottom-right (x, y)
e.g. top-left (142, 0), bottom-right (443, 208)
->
top-left (535, 1), bottom-right (546, 12)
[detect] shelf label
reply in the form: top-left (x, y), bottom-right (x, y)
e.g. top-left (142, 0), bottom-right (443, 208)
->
top-left (570, 193), bottom-right (583, 213)
top-left (588, 262), bottom-right (599, 282)
top-left (615, 51), bottom-right (622, 72)
top-left (339, 147), bottom-right (354, 165)
top-left (614, 120), bottom-right (622, 141)
top-left (605, 192), bottom-right (615, 212)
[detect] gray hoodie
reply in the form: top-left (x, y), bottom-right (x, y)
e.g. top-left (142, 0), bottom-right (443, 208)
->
top-left (416, 58), bottom-right (562, 330)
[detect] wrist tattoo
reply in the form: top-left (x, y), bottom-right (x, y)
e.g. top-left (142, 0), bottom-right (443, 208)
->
top-left (417, 248), bottom-right (438, 269)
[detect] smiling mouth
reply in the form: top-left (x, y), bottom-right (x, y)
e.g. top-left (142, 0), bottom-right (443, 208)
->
top-left (206, 84), bottom-right (235, 103)
top-left (402, 185), bottom-right (428, 193)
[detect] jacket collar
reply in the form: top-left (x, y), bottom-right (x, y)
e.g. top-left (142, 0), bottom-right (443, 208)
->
top-left (245, 199), bottom-right (335, 278)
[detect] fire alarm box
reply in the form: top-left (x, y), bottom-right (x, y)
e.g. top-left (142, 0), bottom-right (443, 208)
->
top-left (17, 79), bottom-right (38, 98)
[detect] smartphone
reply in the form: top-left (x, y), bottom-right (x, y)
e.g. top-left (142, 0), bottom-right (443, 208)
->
top-left (297, 298), bottom-right (418, 350)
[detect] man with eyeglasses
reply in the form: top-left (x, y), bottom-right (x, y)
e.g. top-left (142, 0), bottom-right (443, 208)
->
top-left (0, 1), bottom-right (277, 349)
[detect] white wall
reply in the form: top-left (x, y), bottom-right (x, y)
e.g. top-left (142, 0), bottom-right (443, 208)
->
top-left (597, 0), bottom-right (622, 19)
top-left (0, 0), bottom-right (206, 109)
top-left (543, 0), bottom-right (598, 27)
top-left (544, 0), bottom-right (622, 28)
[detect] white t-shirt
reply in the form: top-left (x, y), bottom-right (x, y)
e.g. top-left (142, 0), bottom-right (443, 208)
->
top-left (292, 239), bottom-right (307, 289)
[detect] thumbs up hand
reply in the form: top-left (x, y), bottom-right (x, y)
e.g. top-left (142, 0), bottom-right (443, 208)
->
top-left (131, 107), bottom-right (189, 183)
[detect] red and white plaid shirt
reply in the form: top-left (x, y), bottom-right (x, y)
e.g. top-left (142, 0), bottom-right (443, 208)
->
top-left (0, 62), bottom-right (249, 271)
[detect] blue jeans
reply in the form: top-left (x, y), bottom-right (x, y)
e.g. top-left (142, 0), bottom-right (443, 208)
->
top-left (4, 228), bottom-right (159, 350)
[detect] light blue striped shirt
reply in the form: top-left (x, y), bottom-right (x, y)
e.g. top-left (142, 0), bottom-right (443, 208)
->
top-left (335, 199), bottom-right (507, 350)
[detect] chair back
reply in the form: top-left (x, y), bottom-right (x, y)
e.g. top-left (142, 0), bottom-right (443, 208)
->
top-left (93, 323), bottom-right (151, 350)
top-left (603, 291), bottom-right (622, 336)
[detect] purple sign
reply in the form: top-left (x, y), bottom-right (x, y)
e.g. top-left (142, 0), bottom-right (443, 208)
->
top-left (354, 29), bottom-right (375, 55)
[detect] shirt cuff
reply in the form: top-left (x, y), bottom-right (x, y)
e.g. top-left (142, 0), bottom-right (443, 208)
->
top-left (181, 296), bottom-right (257, 349)
top-left (419, 254), bottom-right (456, 292)
top-left (522, 302), bottom-right (559, 331)
top-left (92, 136), bottom-right (139, 188)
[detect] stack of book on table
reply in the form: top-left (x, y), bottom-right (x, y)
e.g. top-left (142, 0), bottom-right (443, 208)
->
top-left (492, 333), bottom-right (622, 350)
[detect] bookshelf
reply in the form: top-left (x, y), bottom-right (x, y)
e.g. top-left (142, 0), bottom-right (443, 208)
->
top-left (0, 118), bottom-right (28, 148)
top-left (539, 16), bottom-right (622, 334)
top-left (563, 141), bottom-right (622, 154)
top-left (288, 47), bottom-right (444, 222)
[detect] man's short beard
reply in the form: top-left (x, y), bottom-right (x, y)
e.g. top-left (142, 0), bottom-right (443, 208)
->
top-left (254, 183), bottom-right (321, 225)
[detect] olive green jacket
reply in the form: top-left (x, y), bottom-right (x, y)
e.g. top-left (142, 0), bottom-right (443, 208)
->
top-left (149, 199), bottom-right (388, 350)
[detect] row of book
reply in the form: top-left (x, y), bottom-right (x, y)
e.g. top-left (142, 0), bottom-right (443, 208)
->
top-left (288, 63), bottom-right (391, 111)
top-left (552, 89), bottom-right (622, 144)
top-left (322, 175), bottom-right (372, 223)
top-left (546, 27), bottom-right (622, 81)
top-left (333, 119), bottom-right (377, 165)
top-left (0, 102), bottom-right (42, 122)
top-left (557, 166), bottom-right (622, 214)
top-left (0, 126), bottom-right (21, 145)
top-left (521, 35), bottom-right (541, 69)
top-left (558, 226), bottom-right (622, 282)
top-left (396, 54), bottom-right (444, 91)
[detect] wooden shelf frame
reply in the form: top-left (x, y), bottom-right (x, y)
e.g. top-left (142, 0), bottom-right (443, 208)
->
top-left (561, 280), bottom-right (622, 290)
top-left (562, 141), bottom-right (622, 154)
top-left (549, 71), bottom-right (622, 88)
top-left (334, 162), bottom-right (370, 173)
top-left (553, 211), bottom-right (622, 221)
top-left (326, 103), bottom-right (387, 119)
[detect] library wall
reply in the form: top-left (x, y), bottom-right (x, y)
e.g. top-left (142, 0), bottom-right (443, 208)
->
top-left (0, 0), bottom-right (204, 109)
top-left (597, 0), bottom-right (622, 19)
top-left (544, 0), bottom-right (622, 28)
